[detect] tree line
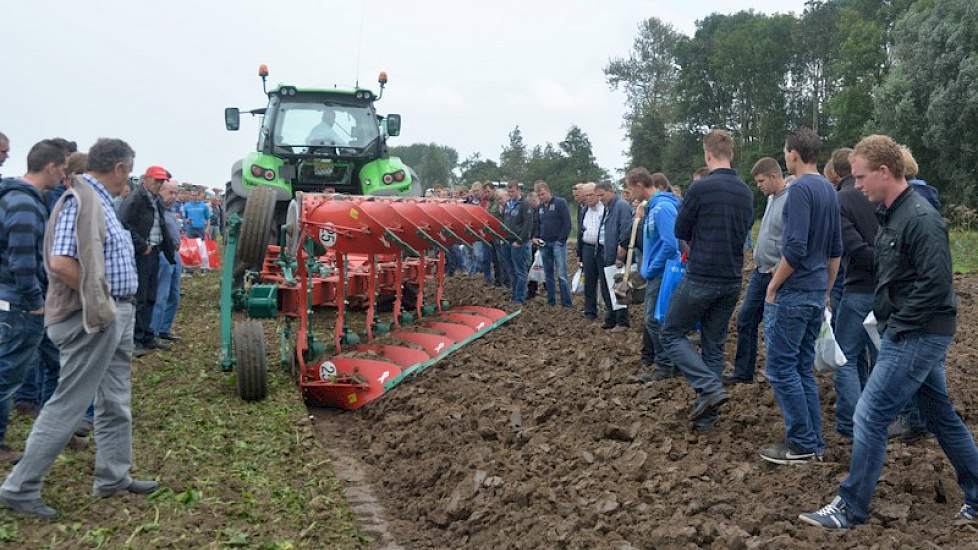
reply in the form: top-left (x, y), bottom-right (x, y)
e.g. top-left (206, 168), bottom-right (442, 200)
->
top-left (390, 124), bottom-right (609, 200)
top-left (605, 0), bottom-right (978, 210)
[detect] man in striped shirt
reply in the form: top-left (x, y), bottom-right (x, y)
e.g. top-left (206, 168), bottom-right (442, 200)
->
top-left (0, 140), bottom-right (66, 464)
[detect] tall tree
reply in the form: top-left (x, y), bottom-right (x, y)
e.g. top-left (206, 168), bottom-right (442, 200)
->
top-left (389, 143), bottom-right (459, 189)
top-left (458, 153), bottom-right (501, 185)
top-left (874, 0), bottom-right (978, 206)
top-left (604, 17), bottom-right (683, 170)
top-left (499, 125), bottom-right (528, 182)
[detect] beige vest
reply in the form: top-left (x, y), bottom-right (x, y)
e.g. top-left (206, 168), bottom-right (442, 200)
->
top-left (44, 175), bottom-right (116, 333)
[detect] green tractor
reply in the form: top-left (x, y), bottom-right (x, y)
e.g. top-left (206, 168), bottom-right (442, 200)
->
top-left (223, 65), bottom-right (420, 268)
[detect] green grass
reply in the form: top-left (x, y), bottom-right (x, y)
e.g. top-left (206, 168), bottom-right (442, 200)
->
top-left (951, 229), bottom-right (978, 274)
top-left (0, 273), bottom-right (366, 549)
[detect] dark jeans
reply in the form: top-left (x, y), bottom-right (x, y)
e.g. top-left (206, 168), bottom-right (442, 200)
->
top-left (643, 275), bottom-right (673, 372)
top-left (581, 243), bottom-right (601, 317)
top-left (14, 365), bottom-right (40, 407)
top-left (491, 240), bottom-right (510, 287)
top-left (833, 290), bottom-right (876, 437)
top-left (134, 249), bottom-right (161, 346)
top-left (446, 245), bottom-right (463, 276)
top-left (733, 269), bottom-right (772, 381)
top-left (540, 241), bottom-right (572, 307)
top-left (505, 243), bottom-right (530, 303)
top-left (187, 226), bottom-right (206, 239)
top-left (764, 288), bottom-right (825, 455)
top-left (598, 255), bottom-right (629, 327)
top-left (0, 311), bottom-right (44, 443)
top-left (478, 242), bottom-right (493, 283)
top-left (838, 332), bottom-right (978, 524)
top-left (661, 277), bottom-right (741, 402)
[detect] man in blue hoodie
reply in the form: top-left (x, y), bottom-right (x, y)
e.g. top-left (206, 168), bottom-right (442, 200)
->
top-left (0, 140), bottom-right (66, 463)
top-left (630, 168), bottom-right (680, 382)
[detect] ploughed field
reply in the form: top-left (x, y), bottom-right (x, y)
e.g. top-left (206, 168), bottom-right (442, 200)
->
top-left (320, 270), bottom-right (978, 549)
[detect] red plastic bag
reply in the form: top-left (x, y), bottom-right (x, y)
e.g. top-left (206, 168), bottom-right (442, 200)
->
top-left (205, 238), bottom-right (221, 269)
top-left (179, 237), bottom-right (202, 269)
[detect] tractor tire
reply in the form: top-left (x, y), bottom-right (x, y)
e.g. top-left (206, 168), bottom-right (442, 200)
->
top-left (223, 181), bottom-right (245, 241)
top-left (238, 185), bottom-right (277, 270)
top-left (234, 320), bottom-right (268, 401)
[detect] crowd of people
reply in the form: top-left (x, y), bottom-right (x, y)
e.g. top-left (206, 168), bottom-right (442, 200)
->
top-left (0, 132), bottom-right (204, 519)
top-left (0, 126), bottom-right (974, 530)
top-left (451, 128), bottom-right (976, 531)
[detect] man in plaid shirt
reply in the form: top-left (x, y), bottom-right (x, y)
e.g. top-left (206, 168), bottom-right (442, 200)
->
top-left (0, 138), bottom-right (157, 520)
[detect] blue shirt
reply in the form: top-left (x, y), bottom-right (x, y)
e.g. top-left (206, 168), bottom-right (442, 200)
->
top-left (780, 174), bottom-right (843, 292)
top-left (182, 201), bottom-right (212, 229)
top-left (51, 174), bottom-right (139, 298)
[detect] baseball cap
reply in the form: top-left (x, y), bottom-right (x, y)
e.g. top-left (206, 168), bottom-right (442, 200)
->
top-left (144, 165), bottom-right (171, 180)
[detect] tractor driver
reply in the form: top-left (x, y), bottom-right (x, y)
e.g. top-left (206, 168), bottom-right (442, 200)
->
top-left (306, 110), bottom-right (348, 146)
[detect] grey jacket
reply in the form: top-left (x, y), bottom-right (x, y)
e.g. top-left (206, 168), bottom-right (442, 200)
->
top-left (753, 187), bottom-right (788, 272)
top-left (600, 196), bottom-right (634, 265)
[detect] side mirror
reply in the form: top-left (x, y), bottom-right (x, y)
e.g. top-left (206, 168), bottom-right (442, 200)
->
top-left (225, 108), bottom-right (240, 131)
top-left (386, 114), bottom-right (401, 137)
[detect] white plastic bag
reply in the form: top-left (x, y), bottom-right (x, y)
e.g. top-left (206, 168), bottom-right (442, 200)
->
top-left (603, 265), bottom-right (627, 311)
top-left (815, 309), bottom-right (847, 373)
top-left (528, 250), bottom-right (545, 283)
top-left (863, 311), bottom-right (881, 350)
top-left (571, 268), bottom-right (584, 294)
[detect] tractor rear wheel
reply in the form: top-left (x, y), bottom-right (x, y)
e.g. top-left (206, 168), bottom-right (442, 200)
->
top-left (238, 185), bottom-right (277, 270)
top-left (234, 321), bottom-right (268, 401)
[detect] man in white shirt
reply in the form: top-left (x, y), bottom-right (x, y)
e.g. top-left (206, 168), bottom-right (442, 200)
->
top-left (578, 183), bottom-right (605, 320)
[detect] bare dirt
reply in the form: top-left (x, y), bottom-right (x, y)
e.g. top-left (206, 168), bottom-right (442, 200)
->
top-left (317, 269), bottom-right (978, 549)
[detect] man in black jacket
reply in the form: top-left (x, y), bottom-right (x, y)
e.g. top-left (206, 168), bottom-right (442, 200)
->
top-left (502, 181), bottom-right (534, 304)
top-left (119, 166), bottom-right (176, 357)
top-left (596, 182), bottom-right (633, 331)
top-left (831, 148), bottom-right (878, 439)
top-left (800, 134), bottom-right (977, 530)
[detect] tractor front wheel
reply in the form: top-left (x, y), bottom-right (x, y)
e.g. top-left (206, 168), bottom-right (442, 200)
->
top-left (234, 321), bottom-right (268, 401)
top-left (238, 185), bottom-right (277, 270)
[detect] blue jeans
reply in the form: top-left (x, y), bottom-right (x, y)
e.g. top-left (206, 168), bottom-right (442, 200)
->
top-left (830, 263), bottom-right (846, 323)
top-left (491, 241), bottom-right (510, 286)
top-left (833, 291), bottom-right (875, 437)
top-left (643, 275), bottom-right (674, 372)
top-left (732, 269), bottom-right (771, 380)
top-left (14, 365), bottom-right (40, 407)
top-left (13, 334), bottom-right (59, 409)
top-left (151, 251), bottom-right (182, 336)
top-left (446, 245), bottom-right (463, 276)
top-left (506, 243), bottom-right (530, 303)
top-left (480, 242), bottom-right (493, 283)
top-left (540, 242), bottom-right (572, 307)
top-left (763, 288), bottom-right (825, 455)
top-left (187, 226), bottom-right (206, 239)
top-left (838, 332), bottom-right (978, 524)
top-left (661, 278), bottom-right (741, 403)
top-left (0, 311), bottom-right (45, 443)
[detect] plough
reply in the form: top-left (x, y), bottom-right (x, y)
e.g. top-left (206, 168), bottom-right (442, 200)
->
top-left (219, 187), bottom-right (521, 409)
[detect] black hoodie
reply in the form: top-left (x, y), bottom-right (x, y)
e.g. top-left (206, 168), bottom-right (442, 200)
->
top-left (837, 175), bottom-right (878, 293)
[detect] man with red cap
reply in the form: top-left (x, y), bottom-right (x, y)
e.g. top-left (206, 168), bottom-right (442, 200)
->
top-left (118, 166), bottom-right (176, 357)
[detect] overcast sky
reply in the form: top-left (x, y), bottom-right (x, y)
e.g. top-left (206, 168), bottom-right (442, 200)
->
top-left (3, 0), bottom-right (808, 190)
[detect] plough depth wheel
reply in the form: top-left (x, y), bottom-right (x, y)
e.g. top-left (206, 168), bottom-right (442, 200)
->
top-left (238, 185), bottom-right (277, 270)
top-left (234, 320), bottom-right (268, 401)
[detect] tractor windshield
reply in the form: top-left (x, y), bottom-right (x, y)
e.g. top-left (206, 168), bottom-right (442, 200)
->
top-left (273, 100), bottom-right (379, 149)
